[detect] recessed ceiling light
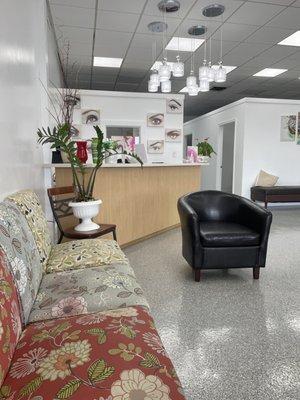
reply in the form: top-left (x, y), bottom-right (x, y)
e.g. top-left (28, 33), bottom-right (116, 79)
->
top-left (93, 57), bottom-right (123, 68)
top-left (253, 68), bottom-right (287, 77)
top-left (278, 31), bottom-right (300, 46)
top-left (211, 65), bottom-right (237, 74)
top-left (179, 86), bottom-right (200, 94)
top-left (166, 37), bottom-right (205, 52)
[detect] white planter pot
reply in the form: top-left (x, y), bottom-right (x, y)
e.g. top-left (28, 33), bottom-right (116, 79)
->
top-left (69, 199), bottom-right (102, 232)
top-left (198, 155), bottom-right (210, 163)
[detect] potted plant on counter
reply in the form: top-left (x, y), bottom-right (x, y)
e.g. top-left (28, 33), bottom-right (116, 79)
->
top-left (197, 137), bottom-right (216, 163)
top-left (37, 125), bottom-right (143, 231)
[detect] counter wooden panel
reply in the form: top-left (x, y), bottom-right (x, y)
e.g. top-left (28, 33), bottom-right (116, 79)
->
top-left (55, 165), bottom-right (201, 246)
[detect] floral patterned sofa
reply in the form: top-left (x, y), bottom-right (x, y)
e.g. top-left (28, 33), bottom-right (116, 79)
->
top-left (0, 190), bottom-right (185, 399)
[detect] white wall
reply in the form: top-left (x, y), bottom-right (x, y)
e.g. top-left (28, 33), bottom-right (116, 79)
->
top-left (242, 99), bottom-right (300, 198)
top-left (72, 90), bottom-right (185, 164)
top-left (0, 0), bottom-right (63, 203)
top-left (184, 100), bottom-right (246, 195)
top-left (184, 97), bottom-right (300, 200)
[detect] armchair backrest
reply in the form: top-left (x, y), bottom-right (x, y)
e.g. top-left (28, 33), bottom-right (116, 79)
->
top-left (184, 190), bottom-right (242, 222)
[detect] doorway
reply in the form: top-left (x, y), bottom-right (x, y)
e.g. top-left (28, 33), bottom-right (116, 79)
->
top-left (183, 133), bottom-right (193, 158)
top-left (217, 121), bottom-right (235, 193)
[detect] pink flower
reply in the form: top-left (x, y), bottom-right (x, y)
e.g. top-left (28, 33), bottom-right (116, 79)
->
top-left (51, 296), bottom-right (87, 318)
top-left (9, 348), bottom-right (48, 378)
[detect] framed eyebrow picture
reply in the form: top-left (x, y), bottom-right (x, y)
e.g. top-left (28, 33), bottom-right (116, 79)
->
top-left (81, 109), bottom-right (100, 124)
top-left (165, 128), bottom-right (182, 142)
top-left (147, 140), bottom-right (164, 154)
top-left (166, 98), bottom-right (183, 114)
top-left (147, 113), bottom-right (164, 127)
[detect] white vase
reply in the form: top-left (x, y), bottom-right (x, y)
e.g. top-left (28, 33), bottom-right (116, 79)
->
top-left (69, 199), bottom-right (102, 232)
top-left (198, 155), bottom-right (210, 163)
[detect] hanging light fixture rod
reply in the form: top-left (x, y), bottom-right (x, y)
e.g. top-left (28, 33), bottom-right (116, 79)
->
top-left (158, 0), bottom-right (180, 13)
top-left (147, 21), bottom-right (168, 33)
top-left (202, 4), bottom-right (225, 17)
top-left (188, 25), bottom-right (207, 36)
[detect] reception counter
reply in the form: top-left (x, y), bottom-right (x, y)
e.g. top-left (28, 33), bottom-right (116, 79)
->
top-left (51, 163), bottom-right (205, 246)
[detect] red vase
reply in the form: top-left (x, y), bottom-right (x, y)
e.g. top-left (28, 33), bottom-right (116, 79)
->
top-left (76, 141), bottom-right (88, 163)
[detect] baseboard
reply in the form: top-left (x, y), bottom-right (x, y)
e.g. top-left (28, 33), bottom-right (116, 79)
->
top-left (121, 224), bottom-right (180, 248)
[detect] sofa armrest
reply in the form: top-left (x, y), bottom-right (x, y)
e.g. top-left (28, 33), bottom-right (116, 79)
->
top-left (177, 197), bottom-right (202, 268)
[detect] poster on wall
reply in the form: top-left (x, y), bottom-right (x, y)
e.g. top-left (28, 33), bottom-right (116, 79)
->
top-left (166, 98), bottom-right (183, 114)
top-left (81, 109), bottom-right (100, 124)
top-left (297, 112), bottom-right (300, 145)
top-left (280, 115), bottom-right (296, 142)
top-left (111, 136), bottom-right (135, 152)
top-left (147, 140), bottom-right (164, 154)
top-left (147, 113), bottom-right (164, 127)
top-left (165, 129), bottom-right (182, 142)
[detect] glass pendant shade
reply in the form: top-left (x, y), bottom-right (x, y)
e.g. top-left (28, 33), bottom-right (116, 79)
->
top-left (148, 80), bottom-right (158, 92)
top-left (161, 79), bottom-right (171, 93)
top-left (173, 60), bottom-right (184, 77)
top-left (199, 61), bottom-right (209, 81)
top-left (208, 64), bottom-right (215, 82)
top-left (188, 85), bottom-right (199, 96)
top-left (199, 78), bottom-right (209, 92)
top-left (150, 70), bottom-right (160, 86)
top-left (186, 74), bottom-right (197, 88)
top-left (159, 62), bottom-right (171, 82)
top-left (215, 64), bottom-right (227, 83)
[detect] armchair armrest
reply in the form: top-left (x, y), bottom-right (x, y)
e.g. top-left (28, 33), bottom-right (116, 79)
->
top-left (238, 197), bottom-right (272, 252)
top-left (177, 196), bottom-right (203, 268)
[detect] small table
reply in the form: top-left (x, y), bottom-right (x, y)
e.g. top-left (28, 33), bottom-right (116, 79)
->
top-left (62, 224), bottom-right (117, 242)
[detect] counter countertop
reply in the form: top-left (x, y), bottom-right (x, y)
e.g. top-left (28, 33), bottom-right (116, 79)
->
top-left (45, 162), bottom-right (208, 168)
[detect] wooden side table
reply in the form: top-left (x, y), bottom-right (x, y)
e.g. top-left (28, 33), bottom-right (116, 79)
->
top-left (61, 223), bottom-right (117, 243)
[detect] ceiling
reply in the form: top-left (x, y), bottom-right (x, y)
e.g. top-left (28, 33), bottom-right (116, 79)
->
top-left (48, 0), bottom-right (300, 121)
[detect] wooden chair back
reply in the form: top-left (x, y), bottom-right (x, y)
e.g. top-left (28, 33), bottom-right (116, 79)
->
top-left (47, 186), bottom-right (75, 234)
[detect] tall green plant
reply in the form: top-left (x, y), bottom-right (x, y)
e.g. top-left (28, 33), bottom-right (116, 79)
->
top-left (37, 125), bottom-right (143, 201)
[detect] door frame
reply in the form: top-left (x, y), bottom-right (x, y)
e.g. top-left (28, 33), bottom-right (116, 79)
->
top-left (216, 118), bottom-right (237, 193)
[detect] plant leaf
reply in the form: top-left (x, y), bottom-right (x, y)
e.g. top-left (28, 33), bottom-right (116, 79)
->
top-left (18, 376), bottom-right (43, 398)
top-left (140, 352), bottom-right (160, 368)
top-left (88, 359), bottom-right (105, 382)
top-left (56, 379), bottom-right (81, 399)
top-left (117, 291), bottom-right (132, 298)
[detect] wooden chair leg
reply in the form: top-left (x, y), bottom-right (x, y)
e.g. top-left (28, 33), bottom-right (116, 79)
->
top-left (253, 267), bottom-right (260, 279)
top-left (195, 269), bottom-right (201, 282)
top-left (112, 228), bottom-right (117, 241)
top-left (58, 233), bottom-right (64, 244)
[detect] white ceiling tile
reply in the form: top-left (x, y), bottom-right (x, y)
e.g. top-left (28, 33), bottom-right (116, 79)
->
top-left (223, 42), bottom-right (271, 65)
top-left (97, 10), bottom-right (140, 33)
top-left (267, 6), bottom-right (300, 29)
top-left (177, 18), bottom-right (221, 38)
top-left (244, 26), bottom-right (296, 44)
top-left (290, 0), bottom-right (300, 6)
top-left (91, 82), bottom-right (116, 90)
top-left (68, 80), bottom-right (91, 89)
top-left (50, 0), bottom-right (95, 8)
top-left (246, 0), bottom-right (295, 4)
top-left (186, 0), bottom-right (244, 21)
top-left (94, 30), bottom-right (132, 47)
top-left (218, 23), bottom-right (259, 42)
top-left (68, 41), bottom-right (93, 56)
top-left (55, 26), bottom-right (93, 44)
top-left (50, 4), bottom-right (95, 28)
top-left (98, 0), bottom-right (147, 14)
top-left (115, 83), bottom-right (139, 91)
top-left (93, 45), bottom-right (127, 58)
top-left (227, 2), bottom-right (285, 25)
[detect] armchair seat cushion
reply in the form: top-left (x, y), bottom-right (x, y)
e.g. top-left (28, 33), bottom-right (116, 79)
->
top-left (199, 222), bottom-right (260, 247)
top-left (28, 263), bottom-right (149, 323)
top-left (46, 239), bottom-right (128, 274)
top-left (2, 307), bottom-right (185, 400)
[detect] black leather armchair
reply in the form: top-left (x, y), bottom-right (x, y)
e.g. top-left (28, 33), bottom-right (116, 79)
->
top-left (177, 191), bottom-right (272, 282)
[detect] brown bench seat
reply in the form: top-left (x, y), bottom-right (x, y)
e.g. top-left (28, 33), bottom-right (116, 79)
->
top-left (251, 186), bottom-right (300, 208)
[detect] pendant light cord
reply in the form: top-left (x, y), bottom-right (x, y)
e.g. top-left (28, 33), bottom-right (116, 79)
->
top-left (220, 14), bottom-right (223, 63)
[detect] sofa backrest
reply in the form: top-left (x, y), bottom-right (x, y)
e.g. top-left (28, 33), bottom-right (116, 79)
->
top-left (0, 249), bottom-right (22, 387)
top-left (6, 190), bottom-right (52, 269)
top-left (0, 201), bottom-right (42, 324)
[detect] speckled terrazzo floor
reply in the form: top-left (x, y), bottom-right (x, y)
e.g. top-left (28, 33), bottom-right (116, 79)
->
top-left (124, 208), bottom-right (300, 400)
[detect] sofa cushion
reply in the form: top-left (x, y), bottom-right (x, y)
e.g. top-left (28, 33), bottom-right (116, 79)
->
top-left (28, 263), bottom-right (149, 323)
top-left (199, 222), bottom-right (260, 247)
top-left (0, 250), bottom-right (22, 387)
top-left (2, 306), bottom-right (185, 400)
top-left (0, 201), bottom-right (42, 324)
top-left (46, 239), bottom-right (128, 274)
top-left (6, 190), bottom-right (52, 270)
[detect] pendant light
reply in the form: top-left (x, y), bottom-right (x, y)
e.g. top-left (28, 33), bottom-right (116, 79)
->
top-left (173, 37), bottom-right (184, 77)
top-left (214, 8), bottom-right (227, 83)
top-left (207, 38), bottom-right (215, 82)
top-left (199, 30), bottom-right (209, 82)
top-left (161, 79), bottom-right (171, 92)
top-left (199, 78), bottom-right (209, 92)
top-left (159, 59), bottom-right (171, 82)
top-left (186, 37), bottom-right (198, 96)
top-left (148, 37), bottom-right (159, 91)
top-left (158, 3), bottom-right (172, 89)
